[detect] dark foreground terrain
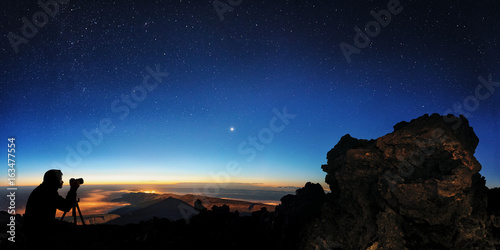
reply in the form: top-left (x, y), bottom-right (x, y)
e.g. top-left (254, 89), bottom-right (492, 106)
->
top-left (2, 114), bottom-right (500, 249)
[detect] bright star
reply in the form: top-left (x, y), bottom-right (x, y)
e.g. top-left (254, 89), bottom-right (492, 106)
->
top-left (230, 127), bottom-right (234, 132)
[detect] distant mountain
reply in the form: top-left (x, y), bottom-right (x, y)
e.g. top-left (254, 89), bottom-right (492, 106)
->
top-left (110, 192), bottom-right (162, 206)
top-left (107, 197), bottom-right (197, 225)
top-left (171, 193), bottom-right (275, 214)
top-left (109, 192), bottom-right (275, 217)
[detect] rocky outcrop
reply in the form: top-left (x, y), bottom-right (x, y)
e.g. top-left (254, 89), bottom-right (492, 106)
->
top-left (305, 113), bottom-right (498, 249)
top-left (272, 182), bottom-right (326, 249)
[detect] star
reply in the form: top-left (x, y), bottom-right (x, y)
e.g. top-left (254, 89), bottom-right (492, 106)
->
top-left (230, 127), bottom-right (234, 132)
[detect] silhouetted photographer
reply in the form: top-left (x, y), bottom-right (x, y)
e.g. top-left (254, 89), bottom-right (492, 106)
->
top-left (23, 170), bottom-right (81, 247)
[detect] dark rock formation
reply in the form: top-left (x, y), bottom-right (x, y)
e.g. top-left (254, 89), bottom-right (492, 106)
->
top-left (272, 182), bottom-right (326, 249)
top-left (306, 113), bottom-right (498, 249)
top-left (488, 187), bottom-right (500, 214)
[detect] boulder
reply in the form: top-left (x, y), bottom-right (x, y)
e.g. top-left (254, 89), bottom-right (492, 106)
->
top-left (308, 114), bottom-right (496, 249)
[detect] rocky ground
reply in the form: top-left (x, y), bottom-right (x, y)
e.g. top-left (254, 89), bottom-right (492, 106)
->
top-left (306, 114), bottom-right (500, 249)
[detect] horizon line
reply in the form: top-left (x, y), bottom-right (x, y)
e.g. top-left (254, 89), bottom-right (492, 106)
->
top-left (0, 181), bottom-right (314, 189)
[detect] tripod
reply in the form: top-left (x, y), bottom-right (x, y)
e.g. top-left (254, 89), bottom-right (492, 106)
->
top-left (61, 198), bottom-right (86, 225)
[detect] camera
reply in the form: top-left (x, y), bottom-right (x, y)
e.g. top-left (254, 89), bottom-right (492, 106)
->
top-left (70, 178), bottom-right (84, 185)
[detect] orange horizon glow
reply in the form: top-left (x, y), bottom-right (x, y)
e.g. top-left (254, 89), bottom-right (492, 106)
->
top-left (55, 189), bottom-right (131, 217)
top-left (5, 181), bottom-right (330, 219)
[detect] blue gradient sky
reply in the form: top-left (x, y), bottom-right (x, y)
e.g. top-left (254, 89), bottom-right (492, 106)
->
top-left (1, 0), bottom-right (499, 188)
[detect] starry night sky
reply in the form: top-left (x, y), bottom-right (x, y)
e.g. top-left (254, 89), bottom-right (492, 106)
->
top-left (1, 0), bottom-right (499, 187)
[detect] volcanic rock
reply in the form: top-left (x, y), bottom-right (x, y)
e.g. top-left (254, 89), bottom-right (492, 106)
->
top-left (272, 182), bottom-right (326, 249)
top-left (305, 113), bottom-right (498, 249)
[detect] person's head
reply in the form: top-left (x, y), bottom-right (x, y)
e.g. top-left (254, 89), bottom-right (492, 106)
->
top-left (42, 169), bottom-right (64, 189)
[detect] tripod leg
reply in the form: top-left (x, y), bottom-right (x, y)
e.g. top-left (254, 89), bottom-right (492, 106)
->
top-left (72, 204), bottom-right (77, 224)
top-left (60, 211), bottom-right (67, 221)
top-left (75, 202), bottom-right (86, 225)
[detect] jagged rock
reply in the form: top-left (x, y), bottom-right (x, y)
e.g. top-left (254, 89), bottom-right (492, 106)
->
top-left (271, 182), bottom-right (326, 249)
top-left (310, 113), bottom-right (497, 249)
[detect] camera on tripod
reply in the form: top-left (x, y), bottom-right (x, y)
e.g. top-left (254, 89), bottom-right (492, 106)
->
top-left (62, 178), bottom-right (86, 225)
top-left (70, 178), bottom-right (84, 185)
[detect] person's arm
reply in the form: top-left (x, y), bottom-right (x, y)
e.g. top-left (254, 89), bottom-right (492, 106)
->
top-left (56, 183), bottom-right (79, 212)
